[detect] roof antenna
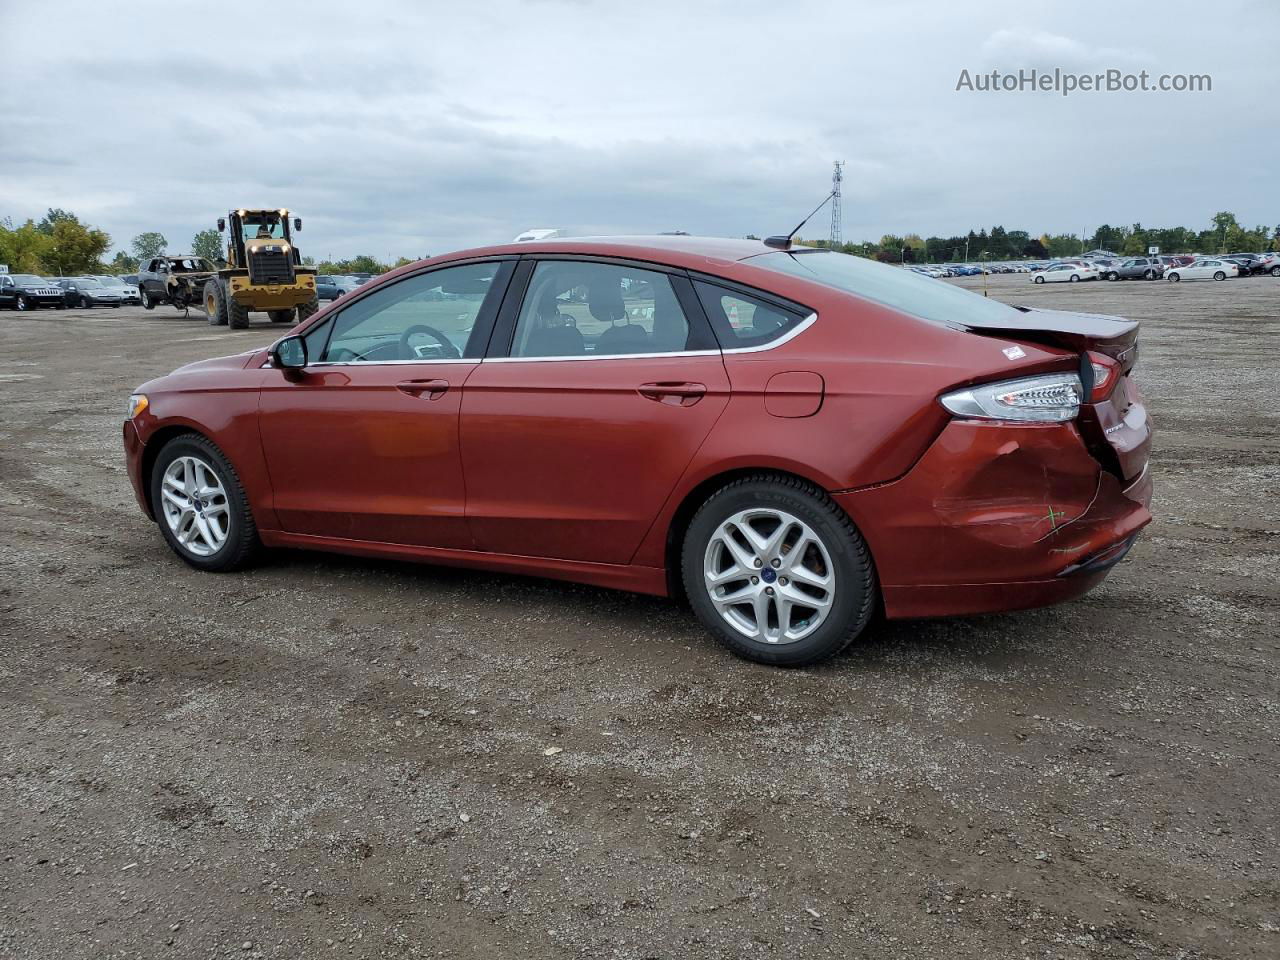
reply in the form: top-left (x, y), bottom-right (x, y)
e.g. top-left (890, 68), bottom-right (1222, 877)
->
top-left (764, 189), bottom-right (837, 249)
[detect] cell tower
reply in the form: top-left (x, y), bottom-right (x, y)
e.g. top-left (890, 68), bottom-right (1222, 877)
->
top-left (829, 160), bottom-right (844, 249)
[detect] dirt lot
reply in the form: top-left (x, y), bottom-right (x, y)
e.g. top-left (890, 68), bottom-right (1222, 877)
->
top-left (1, 274), bottom-right (1277, 959)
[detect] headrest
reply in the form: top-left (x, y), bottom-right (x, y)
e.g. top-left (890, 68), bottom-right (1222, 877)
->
top-left (587, 278), bottom-right (625, 323)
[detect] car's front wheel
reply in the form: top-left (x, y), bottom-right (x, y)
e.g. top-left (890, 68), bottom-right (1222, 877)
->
top-left (1169, 272), bottom-right (1181, 282)
top-left (140, 289), bottom-right (155, 310)
top-left (682, 476), bottom-right (876, 666)
top-left (1107, 272), bottom-right (1119, 281)
top-left (1034, 275), bottom-right (1045, 284)
top-left (150, 434), bottom-right (259, 572)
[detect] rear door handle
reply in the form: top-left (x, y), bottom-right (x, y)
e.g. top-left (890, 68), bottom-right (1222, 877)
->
top-left (397, 378), bottom-right (450, 400)
top-left (638, 381), bottom-right (707, 406)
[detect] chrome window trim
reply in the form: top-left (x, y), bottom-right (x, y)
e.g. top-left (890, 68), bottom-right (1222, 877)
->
top-left (263, 311), bottom-right (819, 367)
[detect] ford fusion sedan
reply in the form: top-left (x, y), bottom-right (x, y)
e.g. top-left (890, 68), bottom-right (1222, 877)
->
top-left (57, 277), bottom-right (125, 307)
top-left (123, 236), bottom-right (1153, 666)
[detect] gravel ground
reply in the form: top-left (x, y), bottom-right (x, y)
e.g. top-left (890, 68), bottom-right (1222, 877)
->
top-left (1, 274), bottom-right (1277, 959)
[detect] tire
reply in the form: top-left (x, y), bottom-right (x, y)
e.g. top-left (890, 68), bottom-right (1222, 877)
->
top-left (1034, 276), bottom-right (1045, 284)
top-left (1107, 272), bottom-right (1119, 281)
top-left (1169, 273), bottom-right (1181, 282)
top-left (268, 308), bottom-right (296, 324)
top-left (1214, 271), bottom-right (1226, 281)
top-left (1144, 270), bottom-right (1156, 280)
top-left (296, 296), bottom-right (319, 321)
top-left (16, 295), bottom-right (31, 311)
top-left (227, 290), bottom-right (250, 329)
top-left (204, 280), bottom-right (228, 326)
top-left (140, 288), bottom-right (155, 310)
top-left (1069, 274), bottom-right (1079, 282)
top-left (681, 475), bottom-right (876, 667)
top-left (1270, 266), bottom-right (1280, 277)
top-left (150, 433), bottom-right (259, 572)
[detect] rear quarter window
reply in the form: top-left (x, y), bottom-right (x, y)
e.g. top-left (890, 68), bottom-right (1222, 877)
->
top-left (694, 281), bottom-right (808, 349)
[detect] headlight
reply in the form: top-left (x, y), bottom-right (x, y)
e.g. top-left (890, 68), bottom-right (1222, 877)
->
top-left (940, 372), bottom-right (1082, 423)
top-left (126, 394), bottom-right (149, 418)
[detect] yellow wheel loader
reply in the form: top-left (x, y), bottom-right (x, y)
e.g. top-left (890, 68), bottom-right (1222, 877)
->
top-left (203, 208), bottom-right (319, 329)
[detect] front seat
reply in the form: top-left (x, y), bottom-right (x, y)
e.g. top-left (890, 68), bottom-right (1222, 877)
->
top-left (591, 279), bottom-right (648, 355)
top-left (523, 288), bottom-right (585, 357)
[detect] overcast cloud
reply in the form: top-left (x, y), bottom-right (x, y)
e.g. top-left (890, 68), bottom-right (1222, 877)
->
top-left (1, 0), bottom-right (1275, 260)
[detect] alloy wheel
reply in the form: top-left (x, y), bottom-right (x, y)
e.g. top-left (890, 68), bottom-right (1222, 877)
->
top-left (160, 455), bottom-right (231, 557)
top-left (703, 508), bottom-right (835, 645)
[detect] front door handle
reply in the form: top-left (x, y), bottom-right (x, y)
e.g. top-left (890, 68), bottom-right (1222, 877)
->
top-left (397, 378), bottom-right (449, 400)
top-left (638, 381), bottom-right (707, 406)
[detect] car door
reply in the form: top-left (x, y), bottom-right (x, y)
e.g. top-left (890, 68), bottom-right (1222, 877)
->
top-left (459, 257), bottom-right (730, 564)
top-left (257, 259), bottom-right (513, 547)
top-left (0, 275), bottom-right (14, 308)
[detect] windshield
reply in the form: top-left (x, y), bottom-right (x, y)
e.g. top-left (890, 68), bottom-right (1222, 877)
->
top-left (171, 258), bottom-right (213, 272)
top-left (10, 274), bottom-right (43, 284)
top-left (240, 213), bottom-right (286, 240)
top-left (78, 279), bottom-right (105, 288)
top-left (95, 276), bottom-right (126, 286)
top-left (747, 250), bottom-right (1021, 328)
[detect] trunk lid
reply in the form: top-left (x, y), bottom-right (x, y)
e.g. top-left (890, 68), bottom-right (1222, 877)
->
top-left (966, 306), bottom-right (1150, 484)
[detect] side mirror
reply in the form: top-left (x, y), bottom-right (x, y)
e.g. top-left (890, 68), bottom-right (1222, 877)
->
top-left (217, 217), bottom-right (226, 232)
top-left (293, 217), bottom-right (302, 232)
top-left (271, 335), bottom-right (307, 372)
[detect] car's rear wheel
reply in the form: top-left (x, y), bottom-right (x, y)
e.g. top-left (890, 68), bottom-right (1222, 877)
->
top-left (1069, 274), bottom-right (1079, 282)
top-left (682, 476), bottom-right (876, 666)
top-left (1214, 271), bottom-right (1226, 281)
top-left (1144, 270), bottom-right (1156, 280)
top-left (150, 434), bottom-right (259, 572)
top-left (1107, 272), bottom-right (1119, 281)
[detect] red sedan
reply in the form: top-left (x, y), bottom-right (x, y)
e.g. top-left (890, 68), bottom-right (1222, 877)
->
top-left (123, 236), bottom-right (1152, 666)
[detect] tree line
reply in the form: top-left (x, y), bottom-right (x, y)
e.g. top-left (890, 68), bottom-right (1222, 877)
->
top-left (800, 212), bottom-right (1279, 264)
top-left (4, 208), bottom-right (1276, 277)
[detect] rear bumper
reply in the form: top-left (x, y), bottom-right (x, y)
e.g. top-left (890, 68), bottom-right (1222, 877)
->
top-left (836, 420), bottom-right (1153, 620)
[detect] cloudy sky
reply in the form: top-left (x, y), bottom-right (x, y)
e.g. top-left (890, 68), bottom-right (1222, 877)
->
top-left (1, 0), bottom-right (1274, 260)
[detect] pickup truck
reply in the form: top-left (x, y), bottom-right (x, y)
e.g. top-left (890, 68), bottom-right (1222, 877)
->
top-left (136, 255), bottom-right (217, 309)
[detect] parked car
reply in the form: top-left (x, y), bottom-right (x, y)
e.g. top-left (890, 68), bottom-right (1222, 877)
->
top-left (120, 274), bottom-right (140, 285)
top-left (1033, 263), bottom-right (1099, 283)
top-left (1257, 252), bottom-right (1280, 276)
top-left (93, 275), bottom-right (141, 304)
top-left (122, 237), bottom-right (1153, 667)
top-left (315, 275), bottom-right (344, 301)
top-left (332, 275), bottom-right (367, 294)
top-left (1165, 259), bottom-right (1238, 281)
top-left (0, 273), bottom-right (66, 310)
top-left (1217, 254), bottom-right (1263, 276)
top-left (57, 277), bottom-right (125, 307)
top-left (1104, 257), bottom-right (1164, 281)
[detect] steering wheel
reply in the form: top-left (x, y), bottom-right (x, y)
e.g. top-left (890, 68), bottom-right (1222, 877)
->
top-left (398, 324), bottom-right (460, 360)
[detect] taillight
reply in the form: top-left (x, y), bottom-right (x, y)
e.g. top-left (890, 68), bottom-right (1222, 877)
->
top-left (940, 372), bottom-right (1083, 423)
top-left (1082, 351), bottom-right (1121, 403)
